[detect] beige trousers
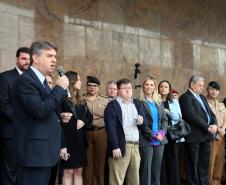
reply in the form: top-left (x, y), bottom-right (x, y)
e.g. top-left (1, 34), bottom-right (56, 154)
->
top-left (208, 138), bottom-right (225, 185)
top-left (108, 144), bottom-right (140, 185)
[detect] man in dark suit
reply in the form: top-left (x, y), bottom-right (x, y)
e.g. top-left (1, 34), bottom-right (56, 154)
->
top-left (0, 47), bottom-right (30, 185)
top-left (11, 41), bottom-right (69, 185)
top-left (179, 75), bottom-right (217, 185)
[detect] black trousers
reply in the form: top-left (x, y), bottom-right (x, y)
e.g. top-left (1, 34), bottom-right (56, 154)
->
top-left (18, 166), bottom-right (51, 185)
top-left (160, 141), bottom-right (181, 185)
top-left (48, 163), bottom-right (58, 185)
top-left (104, 152), bottom-right (109, 185)
top-left (0, 138), bottom-right (18, 185)
top-left (185, 141), bottom-right (210, 185)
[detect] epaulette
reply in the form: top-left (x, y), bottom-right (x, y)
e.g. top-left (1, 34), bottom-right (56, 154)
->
top-left (98, 94), bottom-right (108, 99)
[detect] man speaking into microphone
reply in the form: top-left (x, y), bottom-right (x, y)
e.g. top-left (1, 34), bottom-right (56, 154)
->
top-left (11, 41), bottom-right (69, 185)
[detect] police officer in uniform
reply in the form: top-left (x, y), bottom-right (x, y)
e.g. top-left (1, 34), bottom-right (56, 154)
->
top-left (83, 76), bottom-right (109, 185)
top-left (206, 81), bottom-right (226, 185)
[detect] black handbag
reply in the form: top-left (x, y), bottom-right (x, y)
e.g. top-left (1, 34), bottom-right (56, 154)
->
top-left (168, 118), bottom-right (191, 140)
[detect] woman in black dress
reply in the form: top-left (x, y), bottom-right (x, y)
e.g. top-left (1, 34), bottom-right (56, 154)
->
top-left (61, 71), bottom-right (93, 185)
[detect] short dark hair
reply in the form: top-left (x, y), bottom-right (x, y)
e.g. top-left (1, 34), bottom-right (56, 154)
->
top-left (30, 41), bottom-right (57, 64)
top-left (16, 47), bottom-right (30, 57)
top-left (116, 78), bottom-right (132, 89)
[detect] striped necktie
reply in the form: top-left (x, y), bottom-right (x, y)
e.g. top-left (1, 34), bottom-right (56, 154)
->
top-left (43, 78), bottom-right (51, 93)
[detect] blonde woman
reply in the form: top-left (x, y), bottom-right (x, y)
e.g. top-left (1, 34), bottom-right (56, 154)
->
top-left (134, 76), bottom-right (168, 185)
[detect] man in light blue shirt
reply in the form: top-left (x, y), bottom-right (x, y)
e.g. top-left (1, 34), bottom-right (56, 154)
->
top-left (105, 79), bottom-right (146, 185)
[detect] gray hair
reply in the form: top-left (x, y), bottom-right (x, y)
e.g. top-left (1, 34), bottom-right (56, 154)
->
top-left (188, 75), bottom-right (204, 88)
top-left (106, 80), bottom-right (117, 86)
top-left (30, 41), bottom-right (57, 63)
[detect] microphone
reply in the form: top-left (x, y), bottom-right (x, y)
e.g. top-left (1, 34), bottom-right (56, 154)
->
top-left (57, 66), bottom-right (71, 97)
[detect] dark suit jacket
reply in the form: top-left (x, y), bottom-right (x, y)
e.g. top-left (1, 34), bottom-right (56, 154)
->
top-left (104, 99), bottom-right (146, 157)
top-left (0, 68), bottom-right (20, 138)
top-left (223, 98), bottom-right (226, 107)
top-left (179, 90), bottom-right (217, 143)
top-left (134, 99), bottom-right (168, 146)
top-left (11, 67), bottom-right (67, 167)
top-left (61, 99), bottom-right (93, 128)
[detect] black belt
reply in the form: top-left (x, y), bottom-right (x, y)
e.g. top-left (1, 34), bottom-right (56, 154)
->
top-left (87, 126), bottom-right (105, 131)
top-left (126, 141), bottom-right (139, 145)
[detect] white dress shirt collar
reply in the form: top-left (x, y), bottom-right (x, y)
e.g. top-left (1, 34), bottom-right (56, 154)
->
top-left (30, 66), bottom-right (45, 85)
top-left (15, 67), bottom-right (23, 75)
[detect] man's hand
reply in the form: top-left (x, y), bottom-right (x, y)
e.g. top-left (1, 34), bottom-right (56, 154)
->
top-left (61, 112), bottom-right (72, 123)
top-left (56, 75), bottom-right (69, 90)
top-left (136, 115), bottom-right (143, 125)
top-left (112, 148), bottom-right (122, 159)
top-left (208, 125), bottom-right (217, 134)
top-left (77, 119), bottom-right (85, 130)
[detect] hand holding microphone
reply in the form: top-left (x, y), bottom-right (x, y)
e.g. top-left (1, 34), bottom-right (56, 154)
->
top-left (56, 76), bottom-right (69, 90)
top-left (56, 67), bottom-right (70, 97)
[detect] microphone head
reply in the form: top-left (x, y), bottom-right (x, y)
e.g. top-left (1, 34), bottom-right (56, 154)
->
top-left (57, 66), bottom-right (64, 76)
top-left (135, 63), bottom-right (140, 67)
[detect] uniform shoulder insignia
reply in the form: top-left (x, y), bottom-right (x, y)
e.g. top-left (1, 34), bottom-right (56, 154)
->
top-left (98, 94), bottom-right (108, 99)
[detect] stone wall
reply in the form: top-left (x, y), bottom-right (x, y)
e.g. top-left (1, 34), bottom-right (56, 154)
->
top-left (0, 0), bottom-right (226, 97)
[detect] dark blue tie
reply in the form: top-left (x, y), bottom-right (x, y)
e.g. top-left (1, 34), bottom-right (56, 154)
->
top-left (43, 78), bottom-right (51, 93)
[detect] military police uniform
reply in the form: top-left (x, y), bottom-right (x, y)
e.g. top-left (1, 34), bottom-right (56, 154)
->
top-left (207, 81), bottom-right (226, 185)
top-left (83, 76), bottom-right (109, 185)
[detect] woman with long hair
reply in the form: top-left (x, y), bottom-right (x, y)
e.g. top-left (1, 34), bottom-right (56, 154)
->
top-left (134, 76), bottom-right (168, 185)
top-left (158, 80), bottom-right (184, 185)
top-left (61, 71), bottom-right (93, 185)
